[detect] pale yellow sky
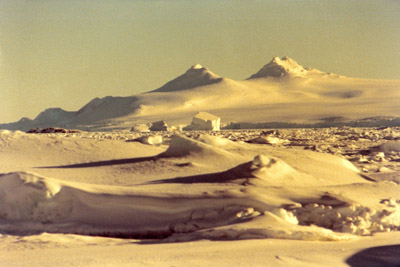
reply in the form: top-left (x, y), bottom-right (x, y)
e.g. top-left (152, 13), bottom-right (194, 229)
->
top-left (0, 0), bottom-right (399, 123)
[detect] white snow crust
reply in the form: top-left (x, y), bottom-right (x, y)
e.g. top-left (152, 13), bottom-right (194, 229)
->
top-left (0, 131), bottom-right (399, 243)
top-left (1, 129), bottom-right (400, 266)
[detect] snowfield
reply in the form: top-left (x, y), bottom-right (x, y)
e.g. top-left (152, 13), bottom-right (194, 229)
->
top-left (2, 57), bottom-right (400, 132)
top-left (1, 57), bottom-right (400, 266)
top-left (1, 128), bottom-right (400, 266)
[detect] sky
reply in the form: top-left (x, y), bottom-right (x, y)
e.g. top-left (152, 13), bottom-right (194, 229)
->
top-left (0, 0), bottom-right (399, 123)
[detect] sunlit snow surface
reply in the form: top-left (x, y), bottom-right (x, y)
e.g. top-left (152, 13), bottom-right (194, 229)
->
top-left (2, 57), bottom-right (400, 132)
top-left (1, 130), bottom-right (399, 243)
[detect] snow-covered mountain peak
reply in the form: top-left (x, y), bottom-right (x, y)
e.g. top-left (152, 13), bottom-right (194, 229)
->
top-left (248, 56), bottom-right (309, 79)
top-left (186, 64), bottom-right (220, 78)
top-left (271, 56), bottom-right (300, 68)
top-left (151, 64), bottom-right (223, 93)
top-left (191, 64), bottom-right (204, 70)
top-left (185, 64), bottom-right (215, 76)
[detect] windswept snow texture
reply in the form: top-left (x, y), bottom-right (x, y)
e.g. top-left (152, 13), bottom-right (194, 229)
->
top-left (1, 132), bottom-right (399, 242)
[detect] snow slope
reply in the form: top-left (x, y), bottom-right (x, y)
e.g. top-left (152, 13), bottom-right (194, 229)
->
top-left (1, 131), bottom-right (399, 241)
top-left (1, 129), bottom-right (400, 266)
top-left (1, 57), bottom-right (400, 131)
top-left (151, 64), bottom-right (224, 92)
top-left (247, 56), bottom-right (322, 79)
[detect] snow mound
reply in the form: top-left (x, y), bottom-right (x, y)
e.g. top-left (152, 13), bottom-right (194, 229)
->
top-left (248, 56), bottom-right (312, 79)
top-left (0, 171), bottom-right (299, 239)
top-left (218, 154), bottom-right (360, 187)
top-left (161, 134), bottom-right (238, 160)
top-left (293, 200), bottom-right (400, 236)
top-left (250, 155), bottom-right (301, 183)
top-left (2, 171), bottom-right (396, 241)
top-left (0, 172), bottom-right (62, 221)
top-left (168, 209), bottom-right (358, 242)
top-left (161, 134), bottom-right (365, 185)
top-left (196, 134), bottom-right (240, 148)
top-left (134, 135), bottom-right (163, 145)
top-left (151, 65), bottom-right (223, 92)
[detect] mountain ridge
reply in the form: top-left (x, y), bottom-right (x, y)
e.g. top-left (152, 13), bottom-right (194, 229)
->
top-left (248, 56), bottom-right (324, 79)
top-left (151, 64), bottom-right (224, 93)
top-left (1, 56), bottom-right (400, 131)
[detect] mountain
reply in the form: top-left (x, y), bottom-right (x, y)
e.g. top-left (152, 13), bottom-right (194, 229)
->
top-left (0, 108), bottom-right (76, 131)
top-left (151, 64), bottom-right (224, 92)
top-left (1, 56), bottom-right (400, 131)
top-left (74, 96), bottom-right (139, 124)
top-left (34, 108), bottom-right (76, 126)
top-left (248, 56), bottom-right (323, 79)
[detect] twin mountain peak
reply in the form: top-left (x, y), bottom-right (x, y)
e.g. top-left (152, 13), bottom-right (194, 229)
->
top-left (153, 56), bottom-right (324, 93)
top-left (188, 56), bottom-right (312, 78)
top-left (1, 56), bottom-right (334, 129)
top-left (185, 56), bottom-right (316, 80)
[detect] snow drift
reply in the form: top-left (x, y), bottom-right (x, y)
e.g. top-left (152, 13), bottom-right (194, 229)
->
top-left (1, 133), bottom-right (399, 242)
